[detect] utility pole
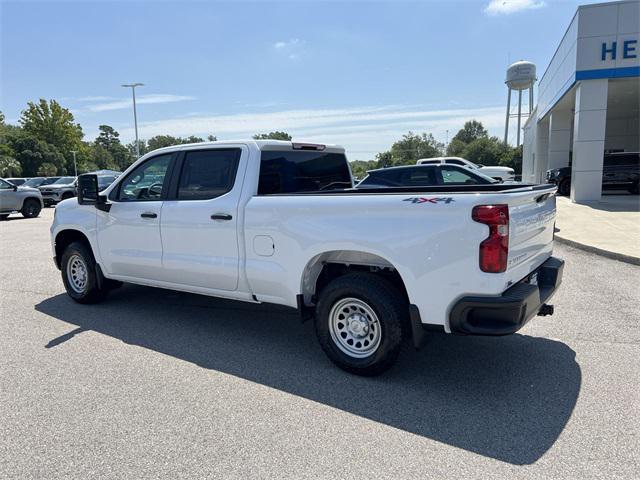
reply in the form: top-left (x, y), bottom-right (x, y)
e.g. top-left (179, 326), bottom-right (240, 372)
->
top-left (70, 150), bottom-right (78, 177)
top-left (121, 83), bottom-right (144, 158)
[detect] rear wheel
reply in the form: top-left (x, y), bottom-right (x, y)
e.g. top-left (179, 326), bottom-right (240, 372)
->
top-left (314, 272), bottom-right (404, 376)
top-left (558, 179), bottom-right (571, 196)
top-left (61, 241), bottom-right (108, 304)
top-left (21, 198), bottom-right (41, 218)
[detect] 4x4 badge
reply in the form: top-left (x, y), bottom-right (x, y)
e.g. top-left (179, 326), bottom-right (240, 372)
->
top-left (403, 197), bottom-right (455, 204)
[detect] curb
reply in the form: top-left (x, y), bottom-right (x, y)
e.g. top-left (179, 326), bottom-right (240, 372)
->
top-left (555, 235), bottom-right (640, 266)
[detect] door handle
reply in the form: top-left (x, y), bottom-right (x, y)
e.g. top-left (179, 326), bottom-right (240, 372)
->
top-left (140, 212), bottom-right (157, 219)
top-left (211, 213), bottom-right (232, 221)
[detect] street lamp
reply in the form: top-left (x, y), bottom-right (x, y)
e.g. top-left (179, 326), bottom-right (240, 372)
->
top-left (70, 150), bottom-right (78, 177)
top-left (121, 82), bottom-right (144, 158)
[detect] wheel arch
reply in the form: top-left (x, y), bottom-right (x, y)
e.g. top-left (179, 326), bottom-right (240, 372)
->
top-left (22, 196), bottom-right (43, 207)
top-left (299, 250), bottom-right (410, 307)
top-left (54, 229), bottom-right (94, 269)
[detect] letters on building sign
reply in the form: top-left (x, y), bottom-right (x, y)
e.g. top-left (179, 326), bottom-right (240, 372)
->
top-left (601, 39), bottom-right (638, 61)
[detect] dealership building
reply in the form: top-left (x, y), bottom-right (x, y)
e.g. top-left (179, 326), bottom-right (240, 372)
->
top-left (522, 0), bottom-right (639, 202)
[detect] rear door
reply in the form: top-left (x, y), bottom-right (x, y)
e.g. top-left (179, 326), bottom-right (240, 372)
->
top-left (160, 146), bottom-right (246, 291)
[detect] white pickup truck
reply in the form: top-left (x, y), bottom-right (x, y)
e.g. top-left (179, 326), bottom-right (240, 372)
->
top-left (51, 140), bottom-right (563, 375)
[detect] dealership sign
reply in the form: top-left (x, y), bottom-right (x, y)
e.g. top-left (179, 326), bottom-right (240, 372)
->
top-left (601, 38), bottom-right (638, 61)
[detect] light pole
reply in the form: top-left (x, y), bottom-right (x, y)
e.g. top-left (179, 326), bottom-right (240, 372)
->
top-left (70, 150), bottom-right (78, 177)
top-left (121, 83), bottom-right (144, 158)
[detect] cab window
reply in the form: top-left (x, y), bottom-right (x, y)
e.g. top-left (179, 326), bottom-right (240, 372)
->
top-left (114, 154), bottom-right (172, 201)
top-left (177, 149), bottom-right (241, 200)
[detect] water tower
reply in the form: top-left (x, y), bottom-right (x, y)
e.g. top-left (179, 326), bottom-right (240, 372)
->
top-left (504, 60), bottom-right (536, 146)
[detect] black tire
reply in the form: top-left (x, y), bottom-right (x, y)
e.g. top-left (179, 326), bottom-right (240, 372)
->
top-left (314, 272), bottom-right (405, 376)
top-left (61, 191), bottom-right (74, 201)
top-left (0, 214), bottom-right (9, 221)
top-left (558, 179), bottom-right (571, 196)
top-left (21, 198), bottom-right (41, 218)
top-left (61, 241), bottom-right (108, 304)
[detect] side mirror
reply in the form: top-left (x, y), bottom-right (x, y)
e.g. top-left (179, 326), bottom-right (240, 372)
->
top-left (77, 174), bottom-right (98, 205)
top-left (12, 185), bottom-right (18, 192)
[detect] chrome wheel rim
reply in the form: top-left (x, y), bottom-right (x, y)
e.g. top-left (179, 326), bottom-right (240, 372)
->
top-left (329, 297), bottom-right (382, 358)
top-left (66, 254), bottom-right (88, 293)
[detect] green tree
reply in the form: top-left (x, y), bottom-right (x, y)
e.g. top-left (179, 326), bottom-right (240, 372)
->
top-left (126, 140), bottom-right (149, 158)
top-left (20, 99), bottom-right (84, 174)
top-left (95, 125), bottom-right (131, 170)
top-left (376, 132), bottom-right (444, 168)
top-left (0, 146), bottom-right (22, 176)
top-left (6, 132), bottom-right (66, 176)
top-left (207, 135), bottom-right (218, 142)
top-left (451, 120), bottom-right (488, 145)
top-left (20, 99), bottom-right (83, 151)
top-left (253, 131), bottom-right (292, 141)
top-left (349, 160), bottom-right (378, 180)
top-left (37, 162), bottom-right (58, 176)
top-left (182, 135), bottom-right (204, 144)
top-left (375, 151), bottom-right (393, 168)
top-left (91, 144), bottom-right (118, 170)
top-left (147, 135), bottom-right (179, 150)
top-left (460, 136), bottom-right (521, 173)
top-left (95, 125), bottom-right (121, 151)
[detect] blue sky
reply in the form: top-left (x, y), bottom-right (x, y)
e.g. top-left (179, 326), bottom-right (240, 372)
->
top-left (1, 0), bottom-right (601, 159)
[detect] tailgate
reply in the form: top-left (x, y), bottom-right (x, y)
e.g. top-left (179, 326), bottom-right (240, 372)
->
top-left (506, 187), bottom-right (557, 273)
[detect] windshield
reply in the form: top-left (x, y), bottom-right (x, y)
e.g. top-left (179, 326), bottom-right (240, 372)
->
top-left (23, 178), bottom-right (45, 187)
top-left (97, 175), bottom-right (117, 189)
top-left (41, 177), bottom-right (60, 185)
top-left (52, 176), bottom-right (76, 185)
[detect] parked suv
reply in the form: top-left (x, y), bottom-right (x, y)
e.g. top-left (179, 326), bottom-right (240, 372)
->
top-left (546, 152), bottom-right (640, 195)
top-left (39, 176), bottom-right (77, 206)
top-left (417, 157), bottom-right (516, 181)
top-left (356, 164), bottom-right (497, 188)
top-left (0, 178), bottom-right (44, 219)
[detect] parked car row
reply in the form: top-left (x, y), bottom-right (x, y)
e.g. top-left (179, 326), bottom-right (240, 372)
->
top-left (1, 172), bottom-right (120, 219)
top-left (546, 152), bottom-right (639, 196)
top-left (0, 178), bottom-right (44, 220)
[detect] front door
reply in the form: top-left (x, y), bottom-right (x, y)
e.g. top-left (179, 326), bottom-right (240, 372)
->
top-left (160, 147), bottom-right (245, 291)
top-left (97, 153), bottom-right (174, 280)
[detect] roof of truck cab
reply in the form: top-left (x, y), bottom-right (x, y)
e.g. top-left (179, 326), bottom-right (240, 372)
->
top-left (140, 139), bottom-right (345, 156)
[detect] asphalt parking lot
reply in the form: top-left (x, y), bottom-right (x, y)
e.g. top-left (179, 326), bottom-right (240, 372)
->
top-left (1, 208), bottom-right (639, 479)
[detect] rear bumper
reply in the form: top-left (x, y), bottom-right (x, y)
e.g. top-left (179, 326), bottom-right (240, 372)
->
top-left (449, 256), bottom-right (564, 336)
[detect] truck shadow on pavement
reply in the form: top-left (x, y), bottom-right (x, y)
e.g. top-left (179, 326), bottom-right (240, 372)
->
top-left (36, 285), bottom-right (581, 466)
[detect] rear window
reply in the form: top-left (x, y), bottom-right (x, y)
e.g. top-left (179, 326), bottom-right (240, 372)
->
top-left (604, 153), bottom-right (640, 167)
top-left (258, 150), bottom-right (352, 195)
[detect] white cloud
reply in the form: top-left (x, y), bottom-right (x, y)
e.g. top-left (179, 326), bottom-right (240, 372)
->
top-left (76, 95), bottom-right (115, 102)
top-left (484, 0), bottom-right (545, 15)
top-left (86, 94), bottom-right (195, 112)
top-left (272, 38), bottom-right (304, 60)
top-left (115, 104), bottom-right (505, 160)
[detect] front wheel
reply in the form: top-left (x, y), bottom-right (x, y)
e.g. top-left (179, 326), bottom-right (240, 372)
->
top-left (21, 198), bottom-right (41, 218)
top-left (61, 241), bottom-right (108, 304)
top-left (558, 179), bottom-right (571, 196)
top-left (314, 273), bottom-right (404, 376)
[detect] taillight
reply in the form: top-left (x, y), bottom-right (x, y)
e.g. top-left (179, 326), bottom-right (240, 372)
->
top-left (472, 204), bottom-right (509, 273)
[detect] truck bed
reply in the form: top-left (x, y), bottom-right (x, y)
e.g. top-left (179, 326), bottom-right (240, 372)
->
top-left (263, 183), bottom-right (554, 195)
